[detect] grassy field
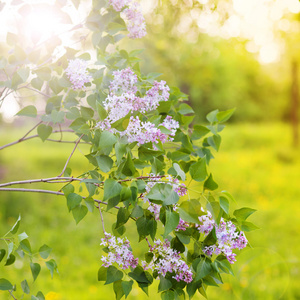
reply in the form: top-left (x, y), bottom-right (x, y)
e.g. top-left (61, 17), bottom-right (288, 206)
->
top-left (0, 122), bottom-right (300, 299)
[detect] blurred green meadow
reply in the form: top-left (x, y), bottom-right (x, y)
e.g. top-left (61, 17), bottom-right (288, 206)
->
top-left (0, 122), bottom-right (300, 300)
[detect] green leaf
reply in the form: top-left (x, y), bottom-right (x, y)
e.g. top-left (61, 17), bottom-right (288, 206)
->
top-left (233, 207), bottom-right (256, 222)
top-left (5, 254), bottom-right (15, 266)
top-left (16, 105), bottom-right (37, 118)
top-left (67, 193), bottom-right (82, 211)
top-left (116, 207), bottom-right (130, 229)
top-left (204, 174), bottom-right (218, 191)
top-left (72, 205), bottom-right (88, 224)
top-left (0, 249), bottom-right (6, 263)
top-left (35, 67), bottom-right (51, 81)
top-left (161, 290), bottom-right (175, 300)
top-left (206, 202), bottom-right (221, 225)
top-left (20, 239), bottom-right (31, 254)
top-left (113, 280), bottom-right (125, 300)
top-left (98, 266), bottom-right (107, 281)
top-left (195, 258), bottom-right (212, 281)
top-left (158, 276), bottom-right (172, 292)
top-left (37, 124), bottom-right (52, 142)
top-left (104, 178), bottom-right (122, 202)
top-left (189, 158), bottom-right (207, 182)
top-left (173, 163), bottom-right (186, 181)
top-left (178, 200), bottom-right (203, 223)
top-left (99, 131), bottom-right (117, 149)
top-left (122, 280), bottom-right (133, 298)
top-left (147, 183), bottom-right (179, 206)
top-left (105, 266), bottom-right (123, 285)
top-left (121, 153), bottom-right (136, 176)
top-left (216, 108), bottom-right (235, 123)
top-left (131, 205), bottom-right (144, 218)
top-left (96, 155), bottom-right (113, 173)
top-left (206, 109), bottom-right (219, 123)
top-left (32, 291), bottom-right (45, 300)
top-left (21, 279), bottom-right (30, 294)
top-left (128, 266), bottom-right (152, 284)
top-left (96, 102), bottom-right (108, 121)
top-left (219, 196), bottom-right (229, 215)
top-left (207, 134), bottom-right (221, 151)
top-left (46, 259), bottom-right (58, 279)
top-left (191, 125), bottom-right (210, 140)
top-left (136, 217), bottom-right (157, 241)
top-left (7, 242), bottom-right (14, 258)
top-left (178, 103), bottom-right (194, 115)
top-left (110, 112), bottom-right (130, 132)
top-left (0, 278), bottom-right (13, 290)
top-left (18, 232), bottom-right (28, 242)
top-left (115, 142), bottom-right (127, 163)
top-left (17, 67), bottom-right (30, 82)
top-left (39, 244), bottom-right (52, 259)
top-left (31, 77), bottom-right (44, 90)
top-left (164, 210), bottom-right (179, 238)
top-left (10, 215), bottom-right (21, 234)
top-left (241, 221), bottom-right (260, 232)
top-left (30, 262), bottom-right (41, 281)
top-left (50, 110), bottom-right (65, 124)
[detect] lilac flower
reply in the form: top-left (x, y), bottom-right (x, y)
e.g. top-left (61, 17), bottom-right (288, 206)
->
top-left (142, 239), bottom-right (193, 283)
top-left (109, 0), bottom-right (129, 11)
top-left (175, 218), bottom-right (189, 231)
top-left (123, 2), bottom-right (146, 39)
top-left (196, 212), bottom-right (248, 264)
top-left (100, 233), bottom-right (138, 270)
top-left (109, 0), bottom-right (146, 39)
top-left (65, 59), bottom-right (92, 90)
top-left (109, 67), bottom-right (138, 95)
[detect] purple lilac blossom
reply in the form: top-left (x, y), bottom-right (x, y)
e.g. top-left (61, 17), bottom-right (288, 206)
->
top-left (65, 59), bottom-right (92, 90)
top-left (196, 211), bottom-right (248, 264)
top-left (142, 239), bottom-right (193, 283)
top-left (100, 233), bottom-right (138, 269)
top-left (97, 67), bottom-right (178, 145)
top-left (109, 0), bottom-right (146, 39)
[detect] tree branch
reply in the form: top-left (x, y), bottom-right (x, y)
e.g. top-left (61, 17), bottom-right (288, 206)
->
top-left (0, 130), bottom-right (75, 150)
top-left (0, 177), bottom-right (83, 188)
top-left (58, 134), bottom-right (84, 177)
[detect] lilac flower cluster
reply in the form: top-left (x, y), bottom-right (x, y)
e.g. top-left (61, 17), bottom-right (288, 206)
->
top-left (65, 59), bottom-right (92, 90)
top-left (142, 239), bottom-right (193, 283)
top-left (97, 67), bottom-right (179, 145)
top-left (100, 233), bottom-right (138, 269)
top-left (141, 174), bottom-right (187, 220)
top-left (109, 0), bottom-right (146, 39)
top-left (197, 211), bottom-right (248, 264)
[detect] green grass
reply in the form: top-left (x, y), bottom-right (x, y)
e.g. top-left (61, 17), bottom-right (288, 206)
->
top-left (1, 122), bottom-right (300, 299)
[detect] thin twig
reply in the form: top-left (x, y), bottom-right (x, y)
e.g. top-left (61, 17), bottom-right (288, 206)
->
top-left (0, 130), bottom-right (75, 150)
top-left (58, 134), bottom-right (84, 177)
top-left (20, 85), bottom-right (51, 98)
top-left (145, 237), bottom-right (152, 248)
top-left (98, 205), bottom-right (106, 234)
top-left (0, 177), bottom-right (82, 188)
top-left (20, 121), bottom-right (43, 140)
top-left (9, 290), bottom-right (18, 300)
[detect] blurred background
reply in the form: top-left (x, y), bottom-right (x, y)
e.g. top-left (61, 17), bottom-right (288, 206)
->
top-left (1, 0), bottom-right (300, 299)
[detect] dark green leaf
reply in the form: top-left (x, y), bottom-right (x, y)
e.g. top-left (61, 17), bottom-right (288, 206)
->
top-left (67, 193), bottom-right (82, 211)
top-left (241, 221), bottom-right (260, 232)
top-left (30, 262), bottom-right (41, 281)
top-left (0, 249), bottom-right (6, 263)
top-left (98, 266), bottom-right (107, 281)
top-left (204, 174), bottom-right (218, 191)
top-left (96, 155), bottom-right (113, 173)
top-left (131, 205), bottom-right (144, 218)
top-left (72, 205), bottom-right (88, 224)
top-left (103, 179), bottom-right (122, 201)
top-left (207, 135), bottom-right (221, 151)
top-left (164, 210), bottom-right (179, 238)
top-left (158, 276), bottom-right (172, 292)
top-left (191, 125), bottom-right (210, 140)
top-left (105, 266), bottom-right (123, 285)
top-left (99, 131), bottom-right (117, 149)
top-left (113, 280), bottom-right (124, 300)
top-left (5, 254), bottom-right (15, 266)
top-left (178, 200), bottom-right (203, 223)
top-left (178, 103), bottom-right (194, 115)
top-left (116, 207), bottom-right (130, 229)
top-left (0, 278), bottom-right (13, 290)
top-left (122, 153), bottom-right (136, 176)
top-left (122, 280), bottom-right (133, 298)
top-left (20, 239), bottom-right (31, 254)
top-left (189, 158), bottom-right (207, 182)
top-left (161, 290), bottom-right (175, 300)
top-left (195, 258), bottom-right (212, 281)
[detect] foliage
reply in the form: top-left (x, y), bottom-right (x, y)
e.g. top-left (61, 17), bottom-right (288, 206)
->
top-left (0, 0), bottom-right (256, 299)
